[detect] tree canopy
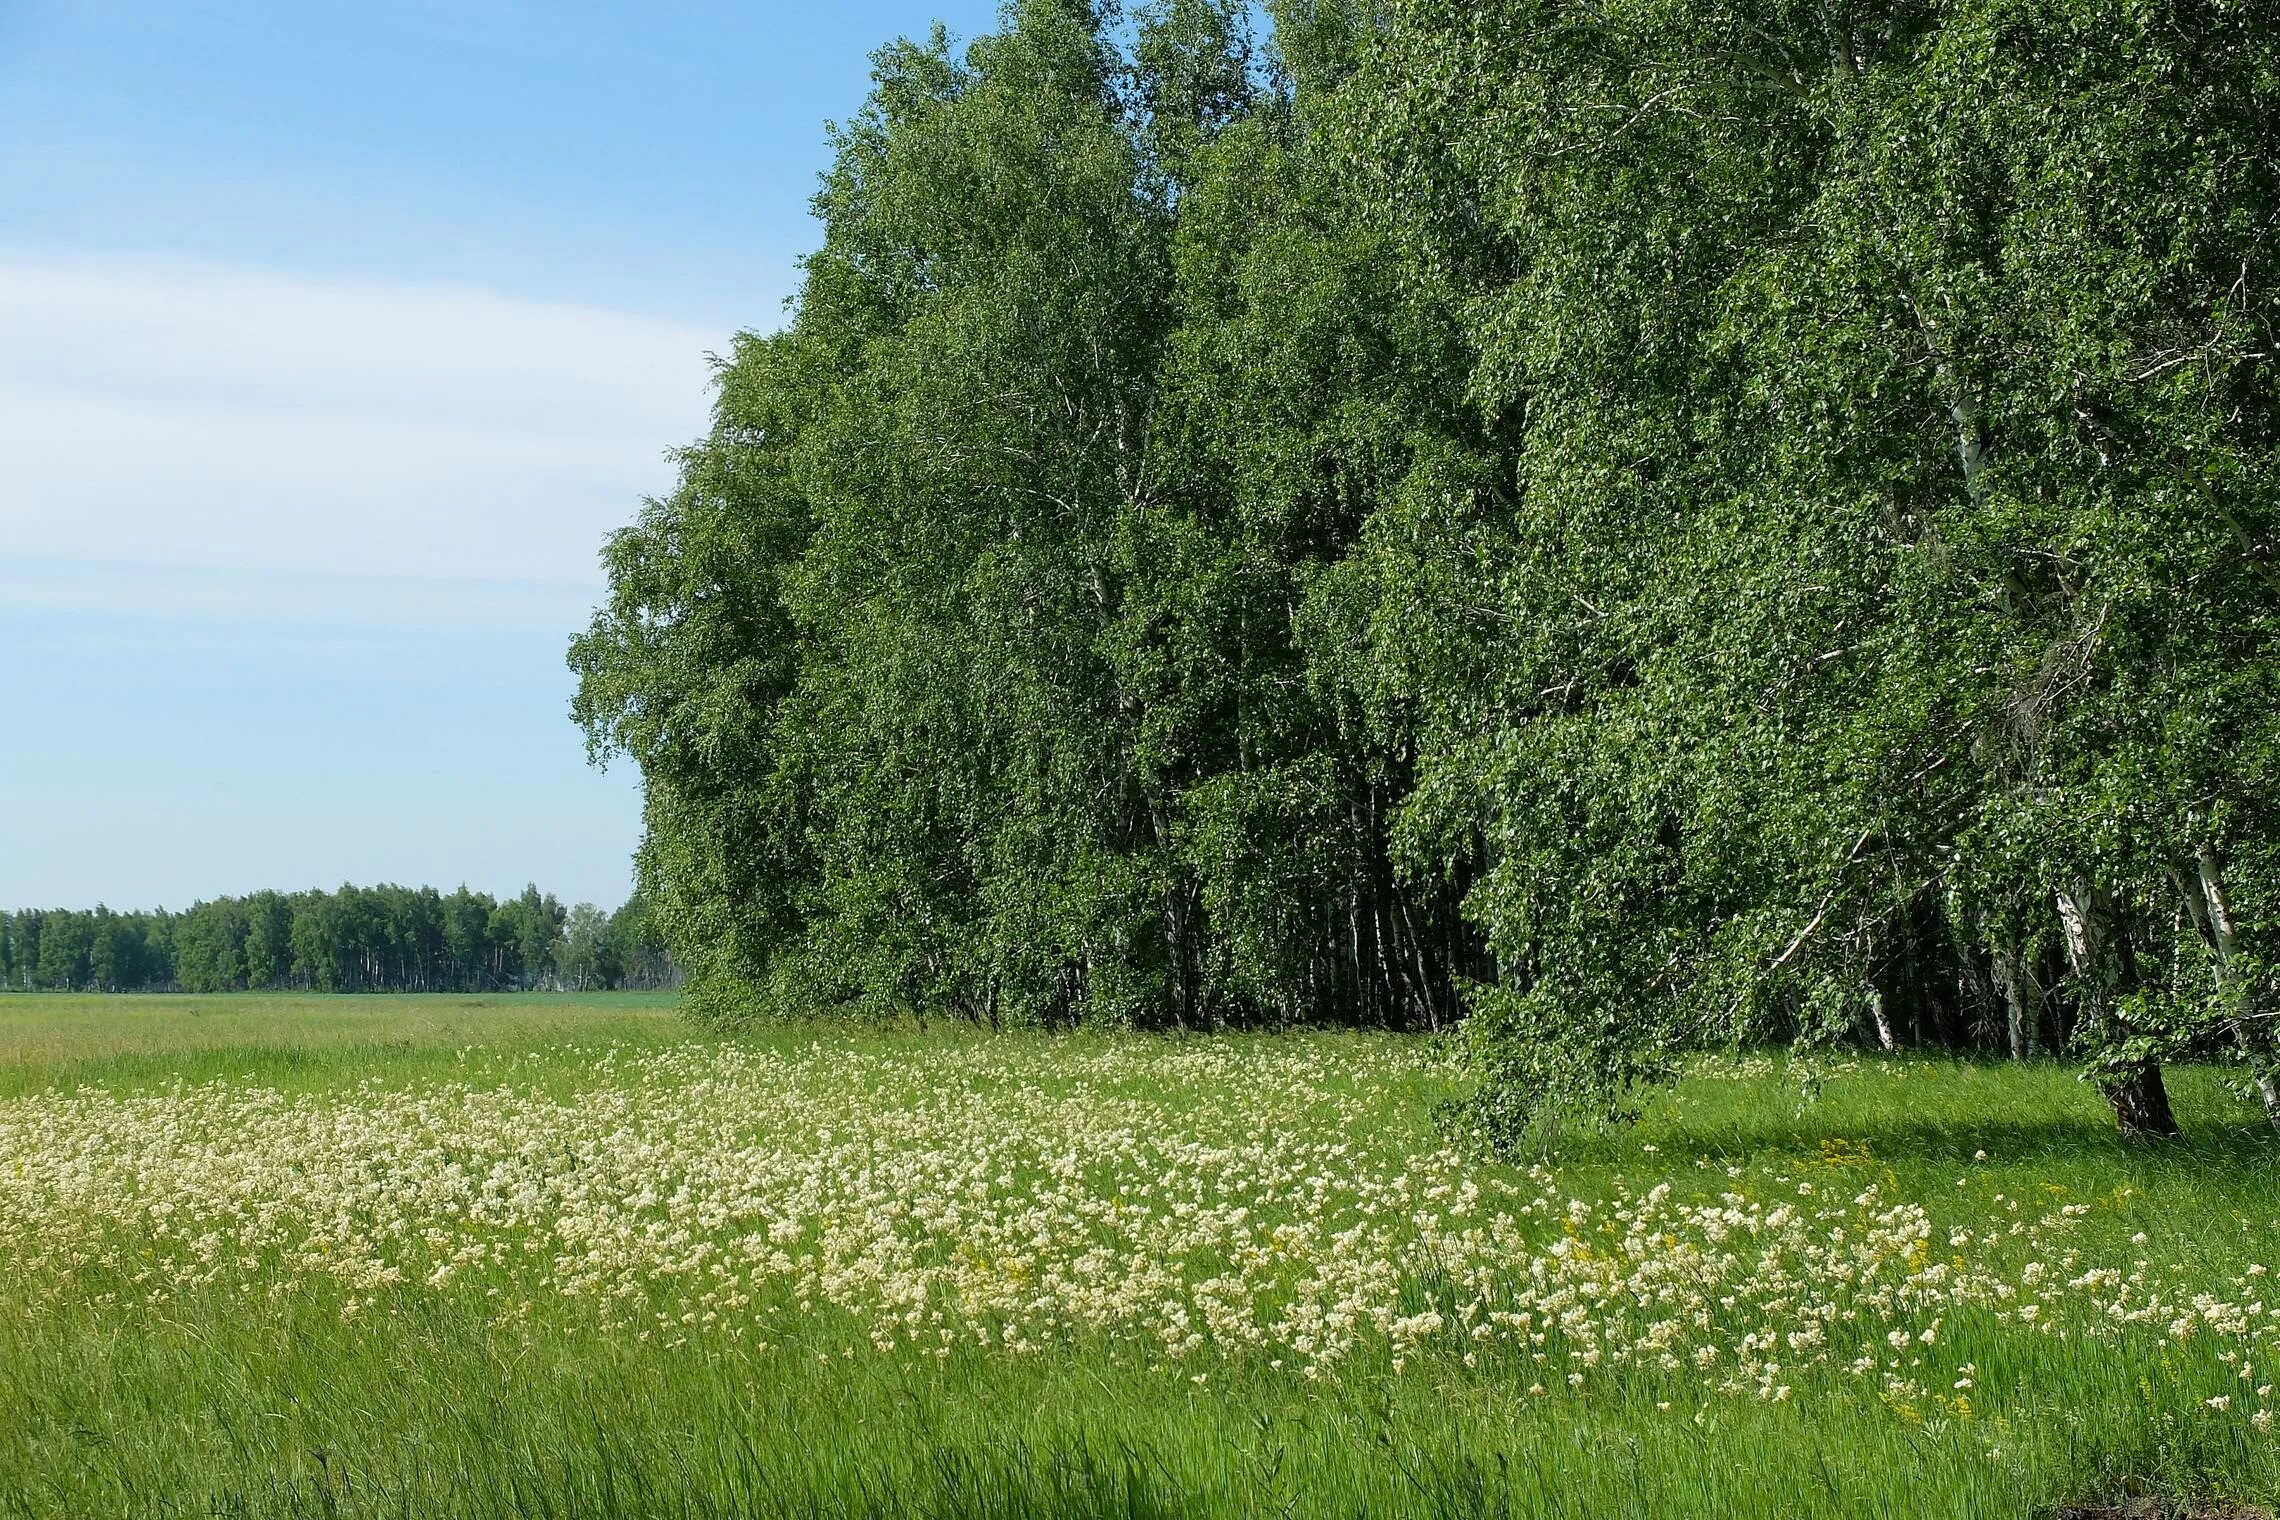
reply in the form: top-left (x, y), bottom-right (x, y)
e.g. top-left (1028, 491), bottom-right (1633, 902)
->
top-left (575, 0), bottom-right (2280, 1139)
top-left (2, 885), bottom-right (674, 995)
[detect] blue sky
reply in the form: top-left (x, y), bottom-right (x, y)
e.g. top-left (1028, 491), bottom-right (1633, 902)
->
top-left (0, 0), bottom-right (999, 911)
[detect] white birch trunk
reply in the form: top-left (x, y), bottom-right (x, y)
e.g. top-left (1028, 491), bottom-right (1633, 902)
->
top-left (2187, 842), bottom-right (2280, 1134)
top-left (1868, 988), bottom-right (1897, 1052)
top-left (2058, 884), bottom-right (2180, 1139)
top-left (1993, 947), bottom-right (2040, 1060)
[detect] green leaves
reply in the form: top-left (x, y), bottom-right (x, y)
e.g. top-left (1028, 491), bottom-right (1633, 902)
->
top-left (575, 0), bottom-right (1481, 1032)
top-left (574, 0), bottom-right (2280, 1141)
top-left (1342, 0), bottom-right (2280, 1136)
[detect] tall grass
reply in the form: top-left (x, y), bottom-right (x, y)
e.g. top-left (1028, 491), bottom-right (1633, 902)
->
top-left (0, 996), bottom-right (2273, 1518)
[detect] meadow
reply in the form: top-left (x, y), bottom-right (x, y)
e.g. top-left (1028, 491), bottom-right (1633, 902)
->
top-left (0, 993), bottom-right (2275, 1518)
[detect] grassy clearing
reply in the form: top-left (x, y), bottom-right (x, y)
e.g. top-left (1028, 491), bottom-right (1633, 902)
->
top-left (0, 996), bottom-right (2274, 1518)
top-left (0, 991), bottom-right (683, 1097)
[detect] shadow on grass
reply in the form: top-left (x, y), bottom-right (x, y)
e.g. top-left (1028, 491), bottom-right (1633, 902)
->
top-left (1552, 1099), bottom-right (2280, 1176)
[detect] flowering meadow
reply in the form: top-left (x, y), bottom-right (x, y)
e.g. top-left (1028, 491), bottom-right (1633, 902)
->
top-left (1, 993), bottom-right (2276, 1518)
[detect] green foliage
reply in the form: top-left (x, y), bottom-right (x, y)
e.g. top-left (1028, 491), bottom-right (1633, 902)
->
top-left (576, 0), bottom-right (1478, 1032)
top-left (576, 0), bottom-right (2280, 1141)
top-left (0, 885), bottom-right (673, 995)
top-left (1330, 0), bottom-right (2280, 1139)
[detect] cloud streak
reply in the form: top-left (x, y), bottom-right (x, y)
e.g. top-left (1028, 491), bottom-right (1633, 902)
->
top-left (0, 255), bottom-right (724, 594)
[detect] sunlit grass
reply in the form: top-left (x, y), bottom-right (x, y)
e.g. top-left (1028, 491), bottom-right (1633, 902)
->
top-left (0, 995), bottom-right (2274, 1518)
top-left (0, 991), bottom-right (683, 1096)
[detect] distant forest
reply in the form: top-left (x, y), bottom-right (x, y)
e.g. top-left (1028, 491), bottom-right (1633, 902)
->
top-left (0, 885), bottom-right (677, 994)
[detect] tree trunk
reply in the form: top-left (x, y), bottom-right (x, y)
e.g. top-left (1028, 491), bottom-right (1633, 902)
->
top-left (2177, 842), bottom-right (2280, 1135)
top-left (1992, 947), bottom-right (2041, 1060)
top-left (1395, 894), bottom-right (1440, 1034)
top-left (2057, 884), bottom-right (2182, 1140)
top-left (2099, 1064), bottom-right (2180, 1141)
top-left (1868, 988), bottom-right (1897, 1052)
top-left (1347, 891), bottom-right (1368, 1025)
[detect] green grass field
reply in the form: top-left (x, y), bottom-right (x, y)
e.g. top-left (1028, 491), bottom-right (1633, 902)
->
top-left (0, 993), bottom-right (2274, 1518)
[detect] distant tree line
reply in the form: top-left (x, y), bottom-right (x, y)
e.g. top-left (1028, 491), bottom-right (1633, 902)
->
top-left (573, 0), bottom-right (2280, 1140)
top-left (0, 885), bottom-right (677, 994)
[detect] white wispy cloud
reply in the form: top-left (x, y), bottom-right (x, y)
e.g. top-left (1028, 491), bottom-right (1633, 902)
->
top-left (0, 558), bottom-right (604, 640)
top-left (0, 255), bottom-right (726, 607)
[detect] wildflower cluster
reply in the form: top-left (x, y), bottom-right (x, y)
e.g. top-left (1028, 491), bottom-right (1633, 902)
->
top-left (1, 1039), bottom-right (2272, 1425)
